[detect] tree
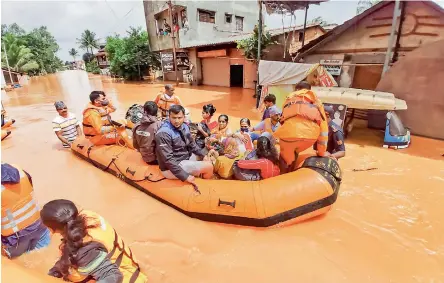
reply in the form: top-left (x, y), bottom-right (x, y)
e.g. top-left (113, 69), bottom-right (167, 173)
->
top-left (82, 53), bottom-right (95, 63)
top-left (357, 0), bottom-right (381, 14)
top-left (236, 25), bottom-right (277, 61)
top-left (1, 23), bottom-right (62, 75)
top-left (309, 16), bottom-right (329, 27)
top-left (105, 27), bottom-right (160, 81)
top-left (77, 30), bottom-right (99, 54)
top-left (68, 48), bottom-right (78, 61)
top-left (1, 33), bottom-right (39, 72)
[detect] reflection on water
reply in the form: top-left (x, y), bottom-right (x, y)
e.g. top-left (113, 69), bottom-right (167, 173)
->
top-left (2, 71), bottom-right (444, 283)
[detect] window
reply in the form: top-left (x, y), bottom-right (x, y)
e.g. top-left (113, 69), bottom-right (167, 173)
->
top-left (225, 13), bottom-right (232, 23)
top-left (298, 31), bottom-right (304, 42)
top-left (235, 16), bottom-right (243, 31)
top-left (198, 9), bottom-right (215, 24)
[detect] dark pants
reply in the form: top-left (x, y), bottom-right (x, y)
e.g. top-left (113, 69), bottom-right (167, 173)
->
top-left (2, 221), bottom-right (50, 258)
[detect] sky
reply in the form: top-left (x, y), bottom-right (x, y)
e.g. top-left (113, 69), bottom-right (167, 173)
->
top-left (1, 1), bottom-right (443, 62)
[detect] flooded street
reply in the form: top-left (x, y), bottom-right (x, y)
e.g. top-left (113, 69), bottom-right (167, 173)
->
top-left (2, 70), bottom-right (444, 283)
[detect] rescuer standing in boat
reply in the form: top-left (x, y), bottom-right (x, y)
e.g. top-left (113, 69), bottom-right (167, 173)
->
top-left (41, 199), bottom-right (148, 283)
top-left (82, 91), bottom-right (124, 146)
top-left (273, 81), bottom-right (329, 172)
top-left (1, 163), bottom-right (51, 258)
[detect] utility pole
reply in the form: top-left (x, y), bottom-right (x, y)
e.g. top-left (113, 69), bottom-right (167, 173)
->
top-left (382, 0), bottom-right (401, 75)
top-left (2, 42), bottom-right (14, 85)
top-left (301, 3), bottom-right (309, 47)
top-left (256, 0), bottom-right (263, 107)
top-left (168, 0), bottom-right (179, 86)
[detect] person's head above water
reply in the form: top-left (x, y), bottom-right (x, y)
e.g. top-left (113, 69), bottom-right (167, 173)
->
top-left (54, 101), bottom-right (68, 118)
top-left (40, 199), bottom-right (98, 280)
top-left (202, 104), bottom-right (216, 120)
top-left (169, 104), bottom-right (185, 128)
top-left (263, 94), bottom-right (276, 108)
top-left (144, 101), bottom-right (158, 117)
top-left (218, 114), bottom-right (229, 130)
top-left (294, 81), bottom-right (311, 91)
top-left (164, 84), bottom-right (175, 97)
top-left (89, 90), bottom-right (108, 107)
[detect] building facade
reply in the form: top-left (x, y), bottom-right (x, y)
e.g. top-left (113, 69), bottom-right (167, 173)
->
top-left (296, 1), bottom-right (444, 90)
top-left (144, 0), bottom-right (259, 86)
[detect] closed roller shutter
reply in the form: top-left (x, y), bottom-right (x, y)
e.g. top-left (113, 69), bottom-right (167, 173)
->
top-left (202, 58), bottom-right (230, 87)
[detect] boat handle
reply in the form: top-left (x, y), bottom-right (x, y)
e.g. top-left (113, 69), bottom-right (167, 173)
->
top-left (77, 144), bottom-right (84, 149)
top-left (218, 199), bottom-right (236, 208)
top-left (126, 167), bottom-right (136, 176)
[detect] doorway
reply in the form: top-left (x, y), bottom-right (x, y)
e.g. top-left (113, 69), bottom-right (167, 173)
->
top-left (230, 65), bottom-right (243, 87)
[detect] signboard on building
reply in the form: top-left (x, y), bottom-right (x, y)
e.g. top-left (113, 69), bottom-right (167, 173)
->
top-left (160, 52), bottom-right (190, 73)
top-left (320, 59), bottom-right (343, 76)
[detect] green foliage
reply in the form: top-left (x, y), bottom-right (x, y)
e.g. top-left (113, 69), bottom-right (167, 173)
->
top-left (1, 32), bottom-right (39, 73)
top-left (1, 24), bottom-right (63, 75)
top-left (86, 59), bottom-right (101, 74)
top-left (68, 48), bottom-right (78, 61)
top-left (105, 27), bottom-right (160, 81)
top-left (77, 30), bottom-right (99, 54)
top-left (236, 25), bottom-right (277, 62)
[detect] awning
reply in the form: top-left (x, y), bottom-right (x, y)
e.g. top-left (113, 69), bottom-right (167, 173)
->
top-left (313, 87), bottom-right (408, 110)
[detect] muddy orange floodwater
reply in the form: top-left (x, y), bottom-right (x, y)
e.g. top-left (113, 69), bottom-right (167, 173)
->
top-left (2, 71), bottom-right (444, 283)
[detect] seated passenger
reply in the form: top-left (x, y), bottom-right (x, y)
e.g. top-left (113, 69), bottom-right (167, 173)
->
top-left (83, 91), bottom-right (124, 146)
top-left (133, 101), bottom-right (161, 165)
top-left (1, 163), bottom-right (51, 258)
top-left (213, 137), bottom-right (243, 179)
top-left (231, 118), bottom-right (254, 152)
top-left (155, 105), bottom-right (213, 185)
top-left (154, 84), bottom-right (182, 119)
top-left (40, 199), bottom-right (147, 282)
top-left (261, 94), bottom-right (280, 121)
top-left (314, 106), bottom-right (346, 160)
top-left (210, 114), bottom-right (232, 142)
top-left (250, 105), bottom-right (281, 142)
top-left (236, 135), bottom-right (280, 180)
top-left (201, 104), bottom-right (218, 131)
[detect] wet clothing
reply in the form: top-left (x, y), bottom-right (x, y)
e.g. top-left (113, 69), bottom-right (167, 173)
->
top-left (237, 159), bottom-right (280, 179)
top-left (1, 163), bottom-right (50, 258)
top-left (49, 210), bottom-right (146, 283)
top-left (82, 103), bottom-right (117, 146)
top-left (132, 114), bottom-right (161, 164)
top-left (52, 112), bottom-right (80, 148)
top-left (155, 121), bottom-right (206, 181)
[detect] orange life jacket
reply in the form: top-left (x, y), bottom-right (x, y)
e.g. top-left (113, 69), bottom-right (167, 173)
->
top-left (82, 103), bottom-right (113, 138)
top-left (280, 89), bottom-right (329, 156)
top-left (67, 210), bottom-right (147, 283)
top-left (155, 93), bottom-right (181, 117)
top-left (1, 165), bottom-right (40, 237)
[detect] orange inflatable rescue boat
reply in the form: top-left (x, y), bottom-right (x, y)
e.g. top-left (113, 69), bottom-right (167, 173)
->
top-left (1, 129), bottom-right (11, 140)
top-left (71, 136), bottom-right (341, 227)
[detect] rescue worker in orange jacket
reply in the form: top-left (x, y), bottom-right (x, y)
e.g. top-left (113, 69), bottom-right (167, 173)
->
top-left (154, 84), bottom-right (182, 119)
top-left (273, 81), bottom-right (329, 172)
top-left (1, 163), bottom-right (51, 258)
top-left (83, 91), bottom-right (124, 146)
top-left (41, 199), bottom-right (147, 283)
